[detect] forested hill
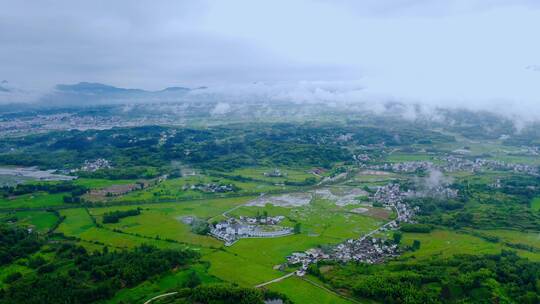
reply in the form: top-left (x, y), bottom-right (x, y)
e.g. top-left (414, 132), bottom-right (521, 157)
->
top-left (0, 122), bottom-right (454, 175)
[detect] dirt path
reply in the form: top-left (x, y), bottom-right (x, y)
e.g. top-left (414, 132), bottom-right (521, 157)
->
top-left (254, 272), bottom-right (295, 288)
top-left (301, 277), bottom-right (363, 304)
top-left (143, 292), bottom-right (178, 304)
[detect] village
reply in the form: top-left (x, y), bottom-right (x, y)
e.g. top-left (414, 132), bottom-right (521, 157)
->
top-left (183, 183), bottom-right (236, 193)
top-left (366, 156), bottom-right (538, 176)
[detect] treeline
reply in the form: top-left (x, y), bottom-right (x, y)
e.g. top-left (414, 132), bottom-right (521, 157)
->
top-left (1, 182), bottom-right (87, 198)
top-left (322, 250), bottom-right (540, 304)
top-left (0, 224), bottom-right (42, 266)
top-left (163, 284), bottom-right (292, 304)
top-left (0, 244), bottom-right (199, 304)
top-left (102, 208), bottom-right (141, 223)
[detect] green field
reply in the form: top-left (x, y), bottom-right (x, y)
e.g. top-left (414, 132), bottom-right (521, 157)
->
top-left (401, 229), bottom-right (540, 261)
top-left (57, 208), bottom-right (188, 249)
top-left (73, 178), bottom-right (135, 189)
top-left (1, 210), bottom-right (58, 233)
top-left (89, 197), bottom-right (251, 247)
top-left (0, 192), bottom-right (66, 209)
top-left (269, 276), bottom-right (357, 304)
top-left (111, 175), bottom-right (286, 203)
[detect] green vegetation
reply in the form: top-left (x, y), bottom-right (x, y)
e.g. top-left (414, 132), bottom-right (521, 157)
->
top-left (102, 208), bottom-right (141, 224)
top-left (159, 284), bottom-right (292, 304)
top-left (0, 244), bottom-right (199, 304)
top-left (1, 119), bottom-right (540, 303)
top-left (0, 224), bottom-right (42, 266)
top-left (531, 197), bottom-right (540, 211)
top-left (322, 251), bottom-right (540, 304)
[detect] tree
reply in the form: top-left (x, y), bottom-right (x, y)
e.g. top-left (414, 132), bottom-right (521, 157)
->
top-left (412, 240), bottom-right (421, 251)
top-left (293, 223), bottom-right (302, 234)
top-left (393, 232), bottom-right (402, 244)
top-left (185, 270), bottom-right (201, 288)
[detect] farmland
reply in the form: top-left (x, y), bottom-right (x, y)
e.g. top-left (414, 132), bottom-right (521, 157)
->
top-left (1, 120), bottom-right (540, 304)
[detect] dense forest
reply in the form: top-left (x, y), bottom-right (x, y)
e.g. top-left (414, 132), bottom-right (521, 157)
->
top-left (0, 241), bottom-right (199, 304)
top-left (157, 284), bottom-right (292, 304)
top-left (0, 224), bottom-right (42, 266)
top-left (319, 251), bottom-right (540, 304)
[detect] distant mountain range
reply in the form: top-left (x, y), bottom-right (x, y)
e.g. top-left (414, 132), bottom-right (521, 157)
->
top-left (55, 82), bottom-right (196, 94)
top-left (39, 82), bottom-right (207, 106)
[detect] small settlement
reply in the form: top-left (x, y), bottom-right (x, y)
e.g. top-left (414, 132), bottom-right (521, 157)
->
top-left (210, 216), bottom-right (292, 246)
top-left (287, 183), bottom-right (419, 276)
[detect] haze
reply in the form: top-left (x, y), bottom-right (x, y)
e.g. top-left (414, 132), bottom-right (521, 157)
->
top-left (1, 0), bottom-right (539, 117)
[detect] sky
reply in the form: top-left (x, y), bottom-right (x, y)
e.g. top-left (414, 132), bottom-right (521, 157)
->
top-left (1, 0), bottom-right (539, 114)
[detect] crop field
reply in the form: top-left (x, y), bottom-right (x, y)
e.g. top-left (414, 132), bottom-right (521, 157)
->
top-left (89, 197), bottom-right (251, 246)
top-left (110, 175), bottom-right (286, 203)
top-left (482, 229), bottom-right (540, 249)
top-left (57, 208), bottom-right (186, 249)
top-left (269, 276), bottom-right (357, 304)
top-left (203, 249), bottom-right (284, 286)
top-left (73, 178), bottom-right (135, 189)
top-left (401, 229), bottom-right (540, 261)
top-left (0, 192), bottom-right (66, 209)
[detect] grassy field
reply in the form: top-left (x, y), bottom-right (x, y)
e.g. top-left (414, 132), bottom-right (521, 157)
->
top-left (89, 197), bottom-right (251, 247)
top-left (203, 249), bottom-right (284, 286)
top-left (482, 229), bottom-right (540, 249)
top-left (0, 192), bottom-right (66, 209)
top-left (401, 229), bottom-right (540, 261)
top-left (111, 175), bottom-right (286, 203)
top-left (73, 178), bottom-right (135, 189)
top-left (269, 276), bottom-right (357, 304)
top-left (1, 210), bottom-right (58, 233)
top-left (57, 208), bottom-right (187, 250)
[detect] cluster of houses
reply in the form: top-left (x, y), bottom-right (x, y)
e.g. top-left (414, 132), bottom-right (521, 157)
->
top-left (332, 237), bottom-right (399, 264)
top-left (287, 248), bottom-right (329, 276)
top-left (353, 153), bottom-right (371, 162)
top-left (367, 155), bottom-right (539, 177)
top-left (440, 156), bottom-right (539, 176)
top-left (239, 215), bottom-right (285, 225)
top-left (373, 183), bottom-right (418, 224)
top-left (210, 218), bottom-right (293, 246)
top-left (374, 161), bottom-right (432, 173)
top-left (77, 158), bottom-right (112, 172)
top-left (263, 168), bottom-right (286, 178)
top-left (183, 183), bottom-right (235, 193)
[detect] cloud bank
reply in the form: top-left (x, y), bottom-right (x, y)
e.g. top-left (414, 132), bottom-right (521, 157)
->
top-left (1, 0), bottom-right (539, 119)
